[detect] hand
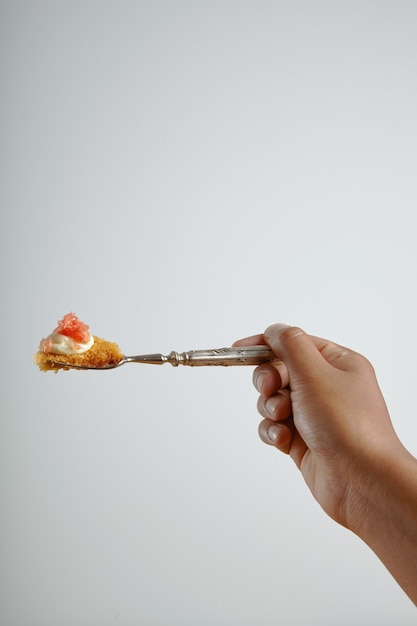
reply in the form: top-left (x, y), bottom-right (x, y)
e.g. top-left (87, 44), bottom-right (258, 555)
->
top-left (235, 324), bottom-right (405, 528)
top-left (235, 324), bottom-right (417, 603)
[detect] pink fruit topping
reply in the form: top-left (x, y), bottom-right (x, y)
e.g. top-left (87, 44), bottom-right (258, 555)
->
top-left (54, 312), bottom-right (91, 342)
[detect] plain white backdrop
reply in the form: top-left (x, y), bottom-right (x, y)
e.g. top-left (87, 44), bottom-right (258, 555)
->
top-left (1, 1), bottom-right (417, 624)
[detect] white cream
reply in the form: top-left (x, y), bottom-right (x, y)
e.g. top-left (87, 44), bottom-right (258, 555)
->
top-left (41, 333), bottom-right (94, 355)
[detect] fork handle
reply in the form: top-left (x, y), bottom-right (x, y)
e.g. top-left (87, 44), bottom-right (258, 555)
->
top-left (168, 345), bottom-right (275, 367)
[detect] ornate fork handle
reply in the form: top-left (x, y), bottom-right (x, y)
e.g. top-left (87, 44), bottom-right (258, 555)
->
top-left (126, 345), bottom-right (275, 367)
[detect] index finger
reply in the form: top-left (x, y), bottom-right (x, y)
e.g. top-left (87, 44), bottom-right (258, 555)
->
top-left (233, 334), bottom-right (289, 391)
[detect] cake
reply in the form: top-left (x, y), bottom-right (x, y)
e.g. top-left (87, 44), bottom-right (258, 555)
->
top-left (34, 312), bottom-right (123, 372)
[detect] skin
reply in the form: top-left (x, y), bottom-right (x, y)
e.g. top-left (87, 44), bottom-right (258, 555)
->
top-left (234, 323), bottom-right (417, 605)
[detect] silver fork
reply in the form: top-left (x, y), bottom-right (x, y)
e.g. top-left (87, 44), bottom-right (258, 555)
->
top-left (46, 345), bottom-right (276, 370)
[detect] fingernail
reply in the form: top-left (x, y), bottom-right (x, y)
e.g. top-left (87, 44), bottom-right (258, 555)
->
top-left (265, 396), bottom-right (279, 418)
top-left (254, 371), bottom-right (266, 393)
top-left (267, 423), bottom-right (280, 444)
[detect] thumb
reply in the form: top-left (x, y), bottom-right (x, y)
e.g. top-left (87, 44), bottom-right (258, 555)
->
top-left (264, 323), bottom-right (329, 379)
top-left (264, 323), bottom-right (360, 376)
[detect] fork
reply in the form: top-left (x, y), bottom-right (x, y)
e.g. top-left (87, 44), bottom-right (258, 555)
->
top-left (47, 345), bottom-right (276, 370)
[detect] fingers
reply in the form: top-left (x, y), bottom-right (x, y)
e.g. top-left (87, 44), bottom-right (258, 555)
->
top-left (253, 325), bottom-right (317, 462)
top-left (253, 361), bottom-right (290, 395)
top-left (238, 325), bottom-right (366, 457)
top-left (259, 418), bottom-right (309, 466)
top-left (258, 418), bottom-right (295, 454)
top-left (233, 332), bottom-right (290, 391)
top-left (257, 388), bottom-right (292, 422)
top-left (255, 368), bottom-right (294, 455)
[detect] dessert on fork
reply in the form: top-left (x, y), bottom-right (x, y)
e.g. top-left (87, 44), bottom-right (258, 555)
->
top-left (34, 312), bottom-right (123, 372)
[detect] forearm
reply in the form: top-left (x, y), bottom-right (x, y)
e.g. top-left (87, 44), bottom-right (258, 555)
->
top-left (347, 447), bottom-right (417, 604)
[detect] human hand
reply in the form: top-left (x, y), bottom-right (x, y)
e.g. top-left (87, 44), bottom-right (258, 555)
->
top-left (235, 323), bottom-right (405, 529)
top-left (235, 323), bottom-right (417, 602)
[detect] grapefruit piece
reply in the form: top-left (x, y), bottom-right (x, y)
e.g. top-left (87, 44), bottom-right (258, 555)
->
top-left (54, 312), bottom-right (91, 342)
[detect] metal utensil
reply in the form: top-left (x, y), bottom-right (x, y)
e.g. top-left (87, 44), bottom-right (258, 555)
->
top-left (46, 345), bottom-right (275, 370)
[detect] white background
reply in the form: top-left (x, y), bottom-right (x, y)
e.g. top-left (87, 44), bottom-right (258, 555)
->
top-left (1, 1), bottom-right (417, 624)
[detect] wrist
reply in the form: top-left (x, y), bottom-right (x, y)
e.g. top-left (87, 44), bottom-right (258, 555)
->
top-left (342, 445), bottom-right (417, 603)
top-left (343, 444), bottom-right (414, 534)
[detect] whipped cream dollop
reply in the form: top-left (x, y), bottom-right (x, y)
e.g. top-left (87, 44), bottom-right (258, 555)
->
top-left (39, 333), bottom-right (94, 355)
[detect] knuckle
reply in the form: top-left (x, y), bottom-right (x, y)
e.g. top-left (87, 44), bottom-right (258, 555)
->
top-left (278, 325), bottom-right (305, 345)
